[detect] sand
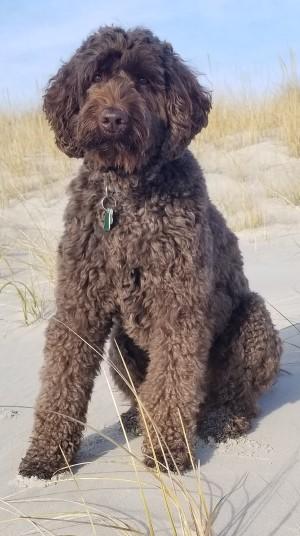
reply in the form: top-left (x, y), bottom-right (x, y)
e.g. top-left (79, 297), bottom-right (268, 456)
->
top-left (0, 140), bottom-right (300, 535)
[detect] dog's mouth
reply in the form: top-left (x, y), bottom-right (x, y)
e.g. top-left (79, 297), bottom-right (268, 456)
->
top-left (77, 122), bottom-right (130, 151)
top-left (79, 121), bottom-right (148, 174)
top-left (80, 129), bottom-right (133, 154)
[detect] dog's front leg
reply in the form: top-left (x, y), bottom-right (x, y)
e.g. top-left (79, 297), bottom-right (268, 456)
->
top-left (19, 272), bottom-right (112, 480)
top-left (138, 293), bottom-right (211, 472)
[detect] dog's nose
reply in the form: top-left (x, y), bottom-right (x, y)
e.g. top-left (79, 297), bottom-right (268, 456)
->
top-left (99, 107), bottom-right (128, 133)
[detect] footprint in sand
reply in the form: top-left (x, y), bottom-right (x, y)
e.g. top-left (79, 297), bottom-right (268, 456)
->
top-left (0, 408), bottom-right (19, 420)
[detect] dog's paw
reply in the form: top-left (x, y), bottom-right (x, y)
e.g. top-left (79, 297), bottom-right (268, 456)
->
top-left (19, 459), bottom-right (54, 480)
top-left (222, 414), bottom-right (251, 440)
top-left (19, 451), bottom-right (64, 480)
top-left (120, 407), bottom-right (142, 436)
top-left (142, 439), bottom-right (193, 473)
top-left (199, 407), bottom-right (252, 443)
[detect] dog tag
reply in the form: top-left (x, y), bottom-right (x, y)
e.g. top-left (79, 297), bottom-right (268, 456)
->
top-left (103, 208), bottom-right (114, 232)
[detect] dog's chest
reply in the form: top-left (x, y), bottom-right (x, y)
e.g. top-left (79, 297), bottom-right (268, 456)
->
top-left (95, 194), bottom-right (199, 301)
top-left (96, 199), bottom-right (195, 340)
top-left (69, 184), bottom-right (201, 341)
top-left (102, 199), bottom-right (169, 267)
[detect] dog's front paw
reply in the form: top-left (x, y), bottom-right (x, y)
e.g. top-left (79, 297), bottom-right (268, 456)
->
top-left (199, 407), bottom-right (252, 443)
top-left (142, 437), bottom-right (193, 473)
top-left (222, 414), bottom-right (252, 440)
top-left (120, 407), bottom-right (142, 436)
top-left (19, 449), bottom-right (65, 480)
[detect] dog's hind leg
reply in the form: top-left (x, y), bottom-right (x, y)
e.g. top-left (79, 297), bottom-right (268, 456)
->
top-left (200, 292), bottom-right (282, 442)
top-left (109, 319), bottom-right (149, 435)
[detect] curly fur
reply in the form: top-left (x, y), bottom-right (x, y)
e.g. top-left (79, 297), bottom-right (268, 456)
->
top-left (19, 26), bottom-right (281, 478)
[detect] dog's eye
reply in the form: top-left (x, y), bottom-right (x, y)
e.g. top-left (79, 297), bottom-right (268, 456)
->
top-left (94, 73), bottom-right (102, 82)
top-left (138, 77), bottom-right (148, 85)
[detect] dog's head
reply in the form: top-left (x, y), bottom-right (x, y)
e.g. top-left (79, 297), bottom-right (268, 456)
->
top-left (44, 26), bottom-right (211, 173)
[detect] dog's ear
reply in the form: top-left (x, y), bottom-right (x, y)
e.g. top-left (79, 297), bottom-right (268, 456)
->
top-left (163, 44), bottom-right (211, 159)
top-left (43, 60), bottom-right (83, 158)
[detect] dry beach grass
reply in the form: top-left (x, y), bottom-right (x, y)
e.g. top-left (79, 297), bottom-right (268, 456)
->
top-left (0, 108), bottom-right (76, 205)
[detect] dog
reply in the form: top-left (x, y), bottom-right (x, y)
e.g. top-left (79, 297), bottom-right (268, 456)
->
top-left (19, 26), bottom-right (281, 478)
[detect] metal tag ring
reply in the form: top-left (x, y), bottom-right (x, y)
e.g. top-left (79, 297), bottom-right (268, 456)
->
top-left (101, 195), bottom-right (117, 211)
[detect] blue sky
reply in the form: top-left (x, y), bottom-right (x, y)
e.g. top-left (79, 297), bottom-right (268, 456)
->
top-left (1, 0), bottom-right (300, 106)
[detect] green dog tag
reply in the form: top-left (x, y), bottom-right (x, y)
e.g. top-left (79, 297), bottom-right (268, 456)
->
top-left (103, 208), bottom-right (114, 232)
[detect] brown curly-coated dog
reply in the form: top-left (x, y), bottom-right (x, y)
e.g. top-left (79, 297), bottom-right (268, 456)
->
top-left (19, 26), bottom-right (281, 478)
